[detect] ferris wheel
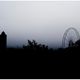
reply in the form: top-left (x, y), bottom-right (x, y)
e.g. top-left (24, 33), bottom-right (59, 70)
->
top-left (62, 27), bottom-right (80, 48)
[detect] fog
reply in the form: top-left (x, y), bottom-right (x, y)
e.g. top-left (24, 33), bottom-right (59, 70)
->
top-left (0, 1), bottom-right (80, 48)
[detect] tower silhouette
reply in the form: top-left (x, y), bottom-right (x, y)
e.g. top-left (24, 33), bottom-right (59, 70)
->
top-left (0, 31), bottom-right (7, 49)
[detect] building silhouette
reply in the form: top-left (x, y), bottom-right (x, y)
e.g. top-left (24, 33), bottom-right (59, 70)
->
top-left (0, 31), bottom-right (7, 49)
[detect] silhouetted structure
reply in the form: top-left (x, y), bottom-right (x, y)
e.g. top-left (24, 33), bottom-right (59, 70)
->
top-left (69, 40), bottom-right (74, 47)
top-left (0, 31), bottom-right (7, 49)
top-left (62, 27), bottom-right (80, 48)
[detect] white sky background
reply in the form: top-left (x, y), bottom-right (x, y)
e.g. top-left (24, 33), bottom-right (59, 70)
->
top-left (0, 1), bottom-right (80, 48)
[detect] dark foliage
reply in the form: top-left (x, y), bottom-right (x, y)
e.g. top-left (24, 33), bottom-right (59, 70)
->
top-left (0, 39), bottom-right (80, 78)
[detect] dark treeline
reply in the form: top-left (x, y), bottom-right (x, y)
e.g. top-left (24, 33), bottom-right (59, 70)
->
top-left (0, 39), bottom-right (80, 78)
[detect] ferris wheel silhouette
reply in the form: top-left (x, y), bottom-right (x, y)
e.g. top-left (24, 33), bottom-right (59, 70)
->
top-left (62, 27), bottom-right (80, 48)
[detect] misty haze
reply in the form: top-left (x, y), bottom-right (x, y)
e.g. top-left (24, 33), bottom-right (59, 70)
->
top-left (0, 1), bottom-right (80, 48)
top-left (1, 1), bottom-right (80, 79)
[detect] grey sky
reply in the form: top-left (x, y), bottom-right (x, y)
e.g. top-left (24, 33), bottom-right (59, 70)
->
top-left (0, 1), bottom-right (80, 48)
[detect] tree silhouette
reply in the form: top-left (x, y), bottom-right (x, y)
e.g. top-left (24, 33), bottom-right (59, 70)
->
top-left (74, 39), bottom-right (80, 47)
top-left (23, 40), bottom-right (48, 52)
